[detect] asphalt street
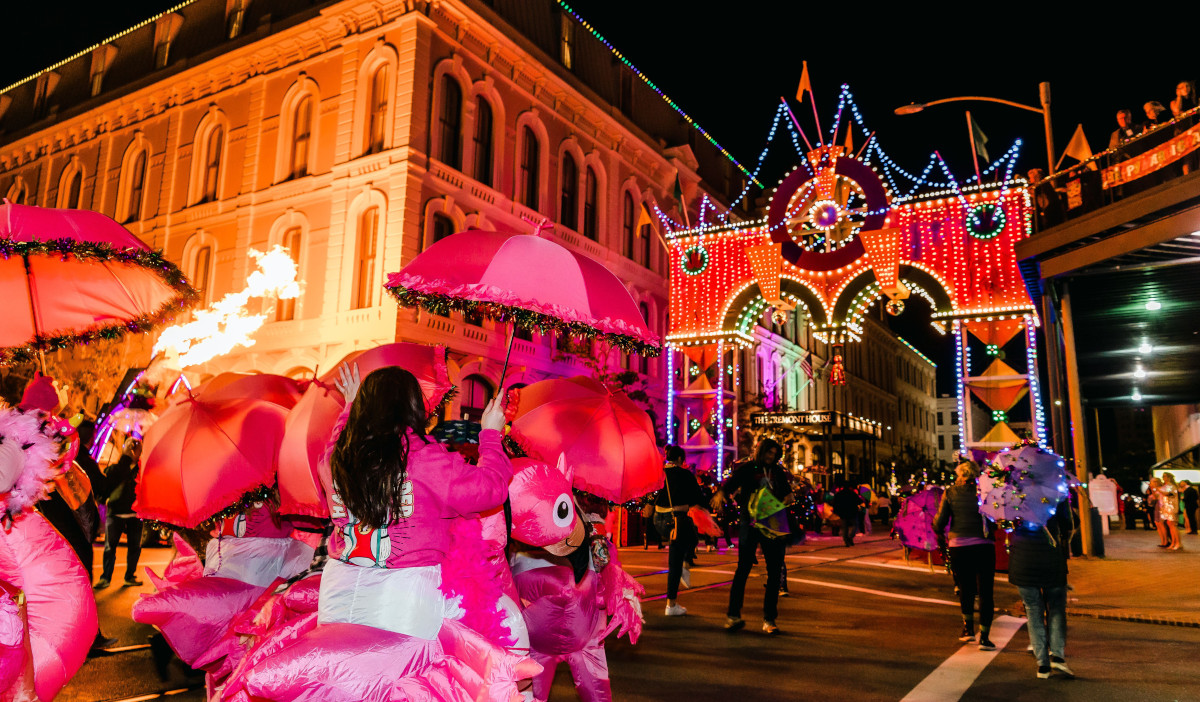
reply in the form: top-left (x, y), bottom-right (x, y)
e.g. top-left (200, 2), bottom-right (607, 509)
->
top-left (63, 534), bottom-right (1200, 701)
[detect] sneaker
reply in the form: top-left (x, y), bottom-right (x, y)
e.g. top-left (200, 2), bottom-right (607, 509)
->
top-left (94, 578), bottom-right (111, 590)
top-left (1037, 666), bottom-right (1052, 679)
top-left (664, 603), bottom-right (687, 617)
top-left (978, 636), bottom-right (996, 651)
top-left (123, 577), bottom-right (144, 587)
top-left (1027, 643), bottom-right (1035, 655)
top-left (1050, 657), bottom-right (1075, 678)
top-left (680, 564), bottom-right (692, 589)
top-left (958, 623), bottom-right (975, 643)
top-left (779, 589), bottom-right (790, 597)
top-left (724, 617), bottom-right (745, 632)
top-left (762, 620), bottom-right (781, 635)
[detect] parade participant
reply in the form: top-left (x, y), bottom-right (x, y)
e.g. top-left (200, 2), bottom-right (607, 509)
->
top-left (0, 402), bottom-right (97, 701)
top-left (96, 439), bottom-right (145, 589)
top-left (654, 445), bottom-right (703, 616)
top-left (1009, 495), bottom-right (1075, 679)
top-left (712, 438), bottom-right (793, 634)
top-left (933, 461), bottom-right (996, 650)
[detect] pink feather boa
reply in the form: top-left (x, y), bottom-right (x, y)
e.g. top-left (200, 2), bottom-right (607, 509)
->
top-left (0, 406), bottom-right (68, 521)
top-left (439, 515), bottom-right (514, 648)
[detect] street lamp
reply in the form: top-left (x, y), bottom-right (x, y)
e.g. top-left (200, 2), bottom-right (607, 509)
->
top-left (895, 82), bottom-right (1055, 174)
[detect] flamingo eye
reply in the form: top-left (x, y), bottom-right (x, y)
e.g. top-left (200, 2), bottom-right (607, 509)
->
top-left (552, 494), bottom-right (574, 528)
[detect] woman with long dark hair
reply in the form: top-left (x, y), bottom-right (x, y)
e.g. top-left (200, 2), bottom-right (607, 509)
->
top-left (320, 364), bottom-right (511, 638)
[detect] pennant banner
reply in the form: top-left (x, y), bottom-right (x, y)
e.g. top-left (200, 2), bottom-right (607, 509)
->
top-left (965, 319), bottom-right (1023, 348)
top-left (1103, 122), bottom-right (1200, 189)
top-left (745, 243), bottom-right (783, 303)
top-left (859, 228), bottom-right (904, 293)
top-left (979, 421), bottom-right (1021, 446)
top-left (969, 383), bottom-right (1029, 412)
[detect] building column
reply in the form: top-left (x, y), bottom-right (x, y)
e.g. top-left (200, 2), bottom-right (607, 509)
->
top-left (1041, 285), bottom-right (1069, 454)
top-left (1059, 282), bottom-right (1094, 556)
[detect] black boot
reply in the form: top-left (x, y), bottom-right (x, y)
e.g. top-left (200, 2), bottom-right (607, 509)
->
top-left (958, 620), bottom-right (975, 643)
top-left (978, 626), bottom-right (995, 650)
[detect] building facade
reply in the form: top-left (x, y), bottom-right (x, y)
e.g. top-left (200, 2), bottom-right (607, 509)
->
top-left (0, 0), bottom-right (742, 423)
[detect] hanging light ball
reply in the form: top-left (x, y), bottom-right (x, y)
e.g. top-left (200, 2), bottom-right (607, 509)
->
top-left (885, 299), bottom-right (906, 316)
top-left (771, 307), bottom-right (790, 325)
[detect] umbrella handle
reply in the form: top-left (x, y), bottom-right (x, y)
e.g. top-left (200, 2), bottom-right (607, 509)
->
top-left (498, 323), bottom-right (516, 390)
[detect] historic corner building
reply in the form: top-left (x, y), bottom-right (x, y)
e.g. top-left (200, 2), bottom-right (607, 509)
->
top-left (0, 0), bottom-right (752, 424)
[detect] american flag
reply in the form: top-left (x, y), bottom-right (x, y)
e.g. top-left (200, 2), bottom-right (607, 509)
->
top-left (800, 351), bottom-right (813, 380)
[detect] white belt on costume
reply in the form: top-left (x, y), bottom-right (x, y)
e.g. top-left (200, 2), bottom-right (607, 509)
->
top-left (204, 536), bottom-right (315, 588)
top-left (318, 558), bottom-right (446, 640)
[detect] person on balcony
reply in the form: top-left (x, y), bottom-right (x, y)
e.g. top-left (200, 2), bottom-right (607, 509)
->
top-left (1108, 110), bottom-right (1142, 152)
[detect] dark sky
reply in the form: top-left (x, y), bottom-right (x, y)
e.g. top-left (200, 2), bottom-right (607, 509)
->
top-left (3, 1), bottom-right (1195, 390)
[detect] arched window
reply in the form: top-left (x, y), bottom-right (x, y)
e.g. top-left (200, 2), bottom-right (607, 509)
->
top-left (353, 206), bottom-right (379, 309)
top-left (640, 219), bottom-right (653, 268)
top-left (437, 76), bottom-right (463, 170)
top-left (201, 126), bottom-right (224, 202)
top-left (473, 97), bottom-right (494, 186)
top-left (366, 66), bottom-right (389, 154)
top-left (6, 178), bottom-right (28, 205)
top-left (193, 245), bottom-right (214, 305)
top-left (520, 125), bottom-right (540, 210)
top-left (431, 212), bottom-right (454, 245)
top-left (622, 192), bottom-right (636, 258)
top-left (124, 149), bottom-right (148, 222)
top-left (583, 166), bottom-right (598, 240)
top-left (61, 169), bottom-right (83, 209)
top-left (460, 374), bottom-right (494, 422)
top-left (276, 227), bottom-right (302, 321)
top-left (290, 95), bottom-right (313, 179)
top-left (559, 153), bottom-right (577, 227)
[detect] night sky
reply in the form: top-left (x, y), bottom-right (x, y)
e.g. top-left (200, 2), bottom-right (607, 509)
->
top-left (3, 1), bottom-right (1195, 391)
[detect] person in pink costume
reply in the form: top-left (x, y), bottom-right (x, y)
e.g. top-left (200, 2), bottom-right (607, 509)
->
top-left (508, 455), bottom-right (645, 702)
top-left (230, 365), bottom-right (537, 702)
top-left (0, 403), bottom-right (96, 701)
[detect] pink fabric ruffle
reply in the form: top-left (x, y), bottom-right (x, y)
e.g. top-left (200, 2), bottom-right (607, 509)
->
top-left (387, 274), bottom-right (660, 347)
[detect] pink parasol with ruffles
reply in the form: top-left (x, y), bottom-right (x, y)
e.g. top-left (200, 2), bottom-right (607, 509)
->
top-left (385, 231), bottom-right (659, 356)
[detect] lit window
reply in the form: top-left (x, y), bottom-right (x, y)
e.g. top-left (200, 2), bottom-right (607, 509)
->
top-left (559, 13), bottom-right (574, 69)
top-left (201, 127), bottom-right (223, 202)
top-left (622, 192), bottom-right (636, 258)
top-left (353, 207), bottom-right (379, 309)
top-left (193, 245), bottom-right (214, 305)
top-left (460, 374), bottom-right (494, 422)
top-left (560, 153), bottom-right (577, 227)
top-left (366, 66), bottom-right (389, 154)
top-left (520, 126), bottom-right (540, 210)
top-left (437, 77), bottom-right (462, 169)
top-left (291, 96), bottom-right (313, 179)
top-left (473, 98), bottom-right (494, 186)
top-left (125, 150), bottom-right (148, 222)
top-left (63, 170), bottom-right (82, 209)
top-left (276, 228), bottom-right (301, 321)
top-left (583, 167), bottom-right (598, 240)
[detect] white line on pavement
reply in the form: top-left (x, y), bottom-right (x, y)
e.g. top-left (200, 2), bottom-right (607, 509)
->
top-left (899, 615), bottom-right (1026, 702)
top-left (841, 559), bottom-right (944, 574)
top-left (787, 554), bottom-right (837, 561)
top-left (787, 576), bottom-right (959, 607)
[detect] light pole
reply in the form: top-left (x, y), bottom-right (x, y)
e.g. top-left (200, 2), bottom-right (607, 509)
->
top-left (895, 82), bottom-right (1055, 174)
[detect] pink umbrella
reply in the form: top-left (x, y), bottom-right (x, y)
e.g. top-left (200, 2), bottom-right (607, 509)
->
top-left (136, 395), bottom-right (288, 528)
top-left (509, 376), bottom-right (664, 503)
top-left (276, 343), bottom-right (453, 517)
top-left (0, 202), bottom-right (195, 364)
top-left (385, 231), bottom-right (659, 357)
top-left (197, 373), bottom-right (304, 410)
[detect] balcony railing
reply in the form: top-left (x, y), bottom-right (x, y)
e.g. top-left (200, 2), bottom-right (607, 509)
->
top-left (1034, 106), bottom-right (1200, 231)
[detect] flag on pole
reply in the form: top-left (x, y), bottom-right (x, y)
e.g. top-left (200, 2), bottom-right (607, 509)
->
top-left (795, 61), bottom-right (812, 102)
top-left (844, 126), bottom-right (853, 153)
top-left (636, 203), bottom-right (653, 234)
top-left (969, 114), bottom-right (990, 162)
top-left (800, 351), bottom-right (813, 380)
top-left (1062, 123), bottom-right (1093, 165)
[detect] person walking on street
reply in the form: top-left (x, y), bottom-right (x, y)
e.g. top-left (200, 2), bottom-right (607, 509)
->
top-left (1009, 496), bottom-right (1075, 679)
top-left (1180, 480), bottom-right (1199, 535)
top-left (933, 461), bottom-right (996, 650)
top-left (656, 445), bottom-right (703, 617)
top-left (96, 439), bottom-right (145, 589)
top-left (711, 438), bottom-right (792, 635)
top-left (832, 480), bottom-right (865, 547)
top-left (1159, 473), bottom-right (1183, 550)
top-left (1148, 477), bottom-right (1166, 546)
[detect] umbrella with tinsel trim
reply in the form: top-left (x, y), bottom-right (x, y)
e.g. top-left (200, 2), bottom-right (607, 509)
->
top-left (979, 444), bottom-right (1077, 530)
top-left (385, 231), bottom-right (660, 373)
top-left (892, 486), bottom-right (944, 552)
top-left (0, 202), bottom-right (197, 365)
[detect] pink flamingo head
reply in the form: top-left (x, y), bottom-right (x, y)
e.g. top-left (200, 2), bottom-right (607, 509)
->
top-left (509, 454), bottom-right (584, 554)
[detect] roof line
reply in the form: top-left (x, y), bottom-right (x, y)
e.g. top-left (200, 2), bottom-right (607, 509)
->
top-left (555, 1), bottom-right (762, 189)
top-left (1, 0), bottom-right (202, 96)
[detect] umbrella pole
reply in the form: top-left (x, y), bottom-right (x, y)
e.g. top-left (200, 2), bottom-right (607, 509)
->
top-left (498, 323), bottom-right (517, 389)
top-left (21, 253), bottom-right (46, 374)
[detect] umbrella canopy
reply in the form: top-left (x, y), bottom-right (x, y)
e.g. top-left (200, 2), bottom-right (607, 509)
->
top-left (197, 372), bottom-right (304, 410)
top-left (979, 444), bottom-right (1076, 529)
top-left (509, 376), bottom-right (663, 503)
top-left (136, 394), bottom-right (288, 528)
top-left (385, 231), bottom-right (659, 355)
top-left (0, 202), bottom-right (195, 364)
top-left (892, 486), bottom-right (945, 551)
top-left (276, 343), bottom-right (453, 517)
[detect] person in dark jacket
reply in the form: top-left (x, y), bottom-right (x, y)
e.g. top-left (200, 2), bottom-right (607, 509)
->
top-left (655, 445), bottom-right (703, 617)
top-left (832, 480), bottom-right (865, 546)
top-left (1180, 480), bottom-right (1199, 535)
top-left (711, 438), bottom-right (792, 634)
top-left (96, 439), bottom-right (145, 589)
top-left (1009, 496), bottom-right (1075, 679)
top-left (933, 461), bottom-right (996, 650)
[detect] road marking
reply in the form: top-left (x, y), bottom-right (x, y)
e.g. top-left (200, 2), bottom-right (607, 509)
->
top-left (839, 559), bottom-right (945, 574)
top-left (787, 576), bottom-right (959, 607)
top-left (99, 644), bottom-right (152, 653)
top-left (787, 554), bottom-right (836, 561)
top-left (106, 688), bottom-right (202, 702)
top-left (643, 580), bottom-right (734, 601)
top-left (900, 615), bottom-right (1025, 701)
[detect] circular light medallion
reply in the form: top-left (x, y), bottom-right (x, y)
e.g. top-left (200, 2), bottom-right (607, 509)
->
top-left (966, 203), bottom-right (1006, 240)
top-left (809, 200), bottom-right (841, 230)
top-left (681, 244), bottom-right (709, 276)
top-left (885, 299), bottom-right (905, 316)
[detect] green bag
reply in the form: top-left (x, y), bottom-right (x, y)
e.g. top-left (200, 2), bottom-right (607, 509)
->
top-left (749, 487), bottom-right (790, 538)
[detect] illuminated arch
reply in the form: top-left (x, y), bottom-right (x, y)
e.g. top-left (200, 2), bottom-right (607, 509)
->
top-left (720, 277), bottom-right (830, 333)
top-left (831, 263), bottom-right (954, 323)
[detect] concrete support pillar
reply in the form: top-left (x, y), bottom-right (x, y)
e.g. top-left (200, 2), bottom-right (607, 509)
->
top-left (1059, 283), bottom-right (1094, 556)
